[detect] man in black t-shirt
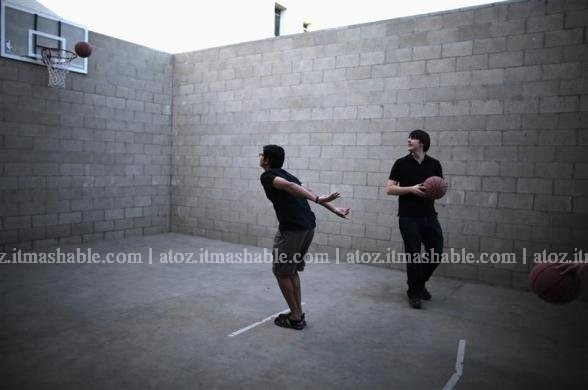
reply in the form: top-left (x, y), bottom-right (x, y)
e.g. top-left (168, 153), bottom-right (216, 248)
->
top-left (260, 145), bottom-right (350, 330)
top-left (386, 130), bottom-right (444, 309)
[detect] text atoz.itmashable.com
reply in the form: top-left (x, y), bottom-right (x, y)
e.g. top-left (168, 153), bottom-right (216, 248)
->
top-left (1, 247), bottom-right (587, 265)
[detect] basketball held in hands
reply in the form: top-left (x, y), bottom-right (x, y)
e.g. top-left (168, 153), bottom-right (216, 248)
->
top-left (422, 176), bottom-right (448, 199)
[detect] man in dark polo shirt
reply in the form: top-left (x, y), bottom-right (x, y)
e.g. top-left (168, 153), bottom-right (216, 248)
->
top-left (260, 145), bottom-right (350, 329)
top-left (386, 130), bottom-right (444, 309)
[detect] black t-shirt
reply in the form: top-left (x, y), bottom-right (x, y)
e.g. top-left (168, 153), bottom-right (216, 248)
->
top-left (261, 168), bottom-right (316, 231)
top-left (389, 154), bottom-right (443, 217)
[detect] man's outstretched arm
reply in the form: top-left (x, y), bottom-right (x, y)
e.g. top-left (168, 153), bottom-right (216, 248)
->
top-left (272, 177), bottom-right (340, 204)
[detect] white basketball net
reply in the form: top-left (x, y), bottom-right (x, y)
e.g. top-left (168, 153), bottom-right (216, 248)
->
top-left (40, 47), bottom-right (77, 88)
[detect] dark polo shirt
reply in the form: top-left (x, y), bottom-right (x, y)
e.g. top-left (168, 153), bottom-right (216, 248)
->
top-left (389, 154), bottom-right (443, 217)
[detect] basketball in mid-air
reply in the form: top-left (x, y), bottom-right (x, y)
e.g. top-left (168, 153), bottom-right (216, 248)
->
top-left (423, 176), bottom-right (448, 199)
top-left (74, 41), bottom-right (92, 58)
top-left (529, 262), bottom-right (581, 304)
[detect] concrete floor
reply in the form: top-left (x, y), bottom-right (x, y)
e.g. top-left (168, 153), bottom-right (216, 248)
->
top-left (1, 233), bottom-right (587, 390)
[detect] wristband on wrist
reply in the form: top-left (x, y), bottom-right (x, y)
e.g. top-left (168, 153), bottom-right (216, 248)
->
top-left (315, 195), bottom-right (320, 204)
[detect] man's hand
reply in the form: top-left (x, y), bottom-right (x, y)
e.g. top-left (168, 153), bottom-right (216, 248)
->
top-left (318, 192), bottom-right (341, 204)
top-left (411, 184), bottom-right (427, 197)
top-left (556, 263), bottom-right (588, 276)
top-left (333, 207), bottom-right (350, 219)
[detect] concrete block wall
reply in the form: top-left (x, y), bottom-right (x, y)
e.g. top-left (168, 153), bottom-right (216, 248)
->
top-left (171, 0), bottom-right (588, 289)
top-left (0, 33), bottom-right (173, 251)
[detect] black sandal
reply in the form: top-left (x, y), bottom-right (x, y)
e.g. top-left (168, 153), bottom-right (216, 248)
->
top-left (277, 312), bottom-right (305, 321)
top-left (274, 315), bottom-right (306, 330)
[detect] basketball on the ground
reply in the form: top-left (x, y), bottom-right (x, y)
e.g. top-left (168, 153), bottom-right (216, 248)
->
top-left (529, 262), bottom-right (581, 304)
top-left (423, 176), bottom-right (448, 199)
top-left (74, 41), bottom-right (92, 58)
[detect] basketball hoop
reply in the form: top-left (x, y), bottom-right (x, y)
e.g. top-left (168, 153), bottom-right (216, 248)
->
top-left (39, 46), bottom-right (77, 88)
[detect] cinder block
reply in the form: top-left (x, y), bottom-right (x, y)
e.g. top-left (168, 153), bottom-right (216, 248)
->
top-left (471, 69), bottom-right (504, 85)
top-left (442, 41), bottom-right (473, 57)
top-left (426, 58), bottom-right (456, 73)
top-left (495, 223), bottom-right (531, 241)
top-left (473, 37), bottom-right (506, 54)
top-left (32, 214), bottom-right (58, 227)
top-left (488, 51), bottom-right (523, 68)
top-left (500, 162), bottom-right (534, 177)
top-left (83, 210), bottom-right (105, 222)
top-left (311, 108), bottom-right (333, 120)
top-left (323, 69), bottom-right (346, 82)
top-left (545, 29), bottom-right (584, 47)
top-left (564, 9), bottom-right (588, 28)
top-left (385, 48), bottom-right (412, 63)
top-left (346, 67), bottom-right (371, 80)
top-left (413, 45), bottom-right (442, 60)
top-left (372, 64), bottom-right (400, 79)
top-left (343, 172), bottom-right (367, 185)
top-left (518, 146), bottom-right (555, 162)
top-left (426, 28), bottom-right (460, 45)
top-left (5, 216), bottom-right (31, 229)
top-left (484, 146), bottom-right (518, 161)
top-left (451, 176), bottom-right (482, 191)
top-left (482, 177), bottom-right (516, 192)
top-left (539, 96), bottom-right (579, 113)
top-left (502, 130), bottom-right (537, 145)
top-left (333, 107), bottom-right (357, 120)
top-left (524, 47), bottom-right (562, 65)
top-left (440, 72), bottom-right (472, 86)
top-left (504, 99), bottom-right (539, 114)
top-left (527, 14), bottom-right (564, 32)
top-left (534, 162), bottom-right (573, 179)
top-left (4, 163), bottom-right (32, 176)
top-left (357, 105), bottom-right (383, 119)
top-left (356, 133), bottom-right (382, 146)
top-left (517, 178), bottom-right (553, 194)
top-left (471, 100), bottom-right (503, 115)
top-left (335, 54), bottom-right (360, 68)
top-left (507, 33), bottom-right (544, 51)
top-left (534, 195), bottom-right (572, 212)
top-left (59, 212), bottom-right (82, 224)
top-left (410, 74), bottom-right (440, 88)
top-left (481, 236), bottom-right (514, 253)
top-left (4, 136), bottom-right (33, 149)
top-left (507, 0), bottom-right (546, 19)
top-left (542, 62), bottom-right (582, 80)
top-left (399, 61), bottom-right (425, 75)
top-left (425, 86), bottom-right (456, 102)
top-left (456, 54), bottom-right (488, 71)
top-left (353, 185), bottom-right (379, 199)
top-left (360, 51), bottom-right (386, 65)
top-left (465, 191), bottom-right (498, 207)
top-left (270, 109), bottom-right (289, 121)
top-left (522, 113), bottom-right (558, 130)
top-left (384, 104), bottom-right (410, 118)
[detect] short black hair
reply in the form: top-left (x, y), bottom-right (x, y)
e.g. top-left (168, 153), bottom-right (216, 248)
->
top-left (409, 129), bottom-right (431, 152)
top-left (262, 144), bottom-right (285, 168)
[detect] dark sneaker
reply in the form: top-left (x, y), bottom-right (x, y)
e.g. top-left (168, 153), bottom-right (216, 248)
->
top-left (421, 288), bottom-right (432, 301)
top-left (408, 296), bottom-right (422, 309)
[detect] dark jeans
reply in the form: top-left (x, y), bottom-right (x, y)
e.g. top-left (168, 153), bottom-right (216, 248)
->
top-left (399, 216), bottom-right (444, 297)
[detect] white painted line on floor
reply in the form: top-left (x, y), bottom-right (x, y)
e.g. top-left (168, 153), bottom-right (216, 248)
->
top-left (442, 339), bottom-right (467, 390)
top-left (228, 302), bottom-right (305, 337)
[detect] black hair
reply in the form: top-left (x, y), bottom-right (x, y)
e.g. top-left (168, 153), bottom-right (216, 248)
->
top-left (262, 144), bottom-right (285, 168)
top-left (409, 129), bottom-right (431, 152)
